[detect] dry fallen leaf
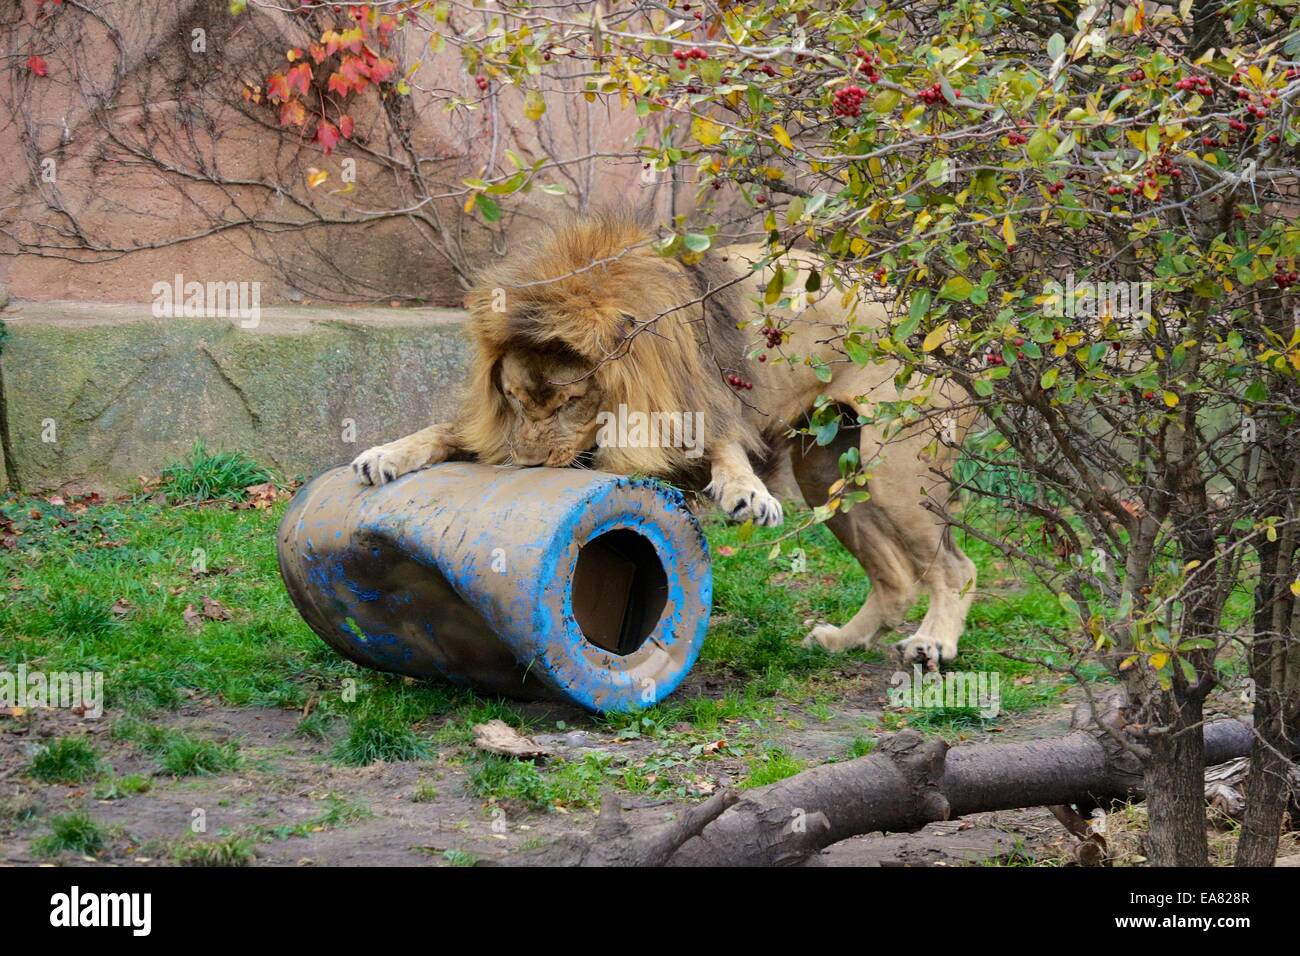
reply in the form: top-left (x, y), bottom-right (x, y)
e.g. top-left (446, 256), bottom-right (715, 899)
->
top-left (243, 482), bottom-right (282, 510)
top-left (111, 598), bottom-right (135, 616)
top-left (183, 604), bottom-right (203, 631)
top-left (472, 719), bottom-right (550, 759)
top-left (202, 596), bottom-right (232, 621)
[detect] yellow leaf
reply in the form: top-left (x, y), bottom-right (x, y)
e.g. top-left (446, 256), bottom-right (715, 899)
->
top-left (1148, 652), bottom-right (1168, 670)
top-left (1290, 580), bottom-right (1300, 597)
top-left (772, 124), bottom-right (794, 150)
top-left (523, 89), bottom-right (546, 121)
top-left (463, 193), bottom-right (477, 215)
top-left (306, 168), bottom-right (328, 189)
top-left (922, 325), bottom-right (946, 352)
top-left (692, 116), bottom-right (723, 146)
top-left (1002, 216), bottom-right (1016, 248)
top-left (1267, 525), bottom-right (1279, 542)
top-left (1163, 391), bottom-right (1179, 407)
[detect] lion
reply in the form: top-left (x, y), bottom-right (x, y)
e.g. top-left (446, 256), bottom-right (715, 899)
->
top-left (351, 211), bottom-right (977, 668)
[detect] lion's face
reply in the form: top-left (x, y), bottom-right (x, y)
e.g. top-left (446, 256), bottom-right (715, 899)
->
top-left (497, 348), bottom-right (605, 467)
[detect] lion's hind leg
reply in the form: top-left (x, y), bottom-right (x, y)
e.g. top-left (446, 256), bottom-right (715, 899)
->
top-left (789, 403), bottom-right (976, 666)
top-left (891, 537), bottom-right (976, 671)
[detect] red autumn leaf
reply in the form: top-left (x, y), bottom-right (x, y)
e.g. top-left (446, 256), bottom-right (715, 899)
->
top-left (308, 42), bottom-right (327, 64)
top-left (327, 71), bottom-right (351, 97)
top-left (279, 98), bottom-right (307, 127)
top-left (315, 120), bottom-right (340, 155)
top-left (286, 61), bottom-right (313, 96)
top-left (338, 114), bottom-right (354, 139)
top-left (27, 54), bottom-right (48, 77)
top-left (339, 55), bottom-right (370, 84)
top-left (266, 72), bottom-right (291, 102)
top-left (367, 56), bottom-right (396, 84)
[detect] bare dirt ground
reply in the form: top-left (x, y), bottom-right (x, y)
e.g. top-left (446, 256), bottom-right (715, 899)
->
top-left (2, 660), bottom-right (1096, 867)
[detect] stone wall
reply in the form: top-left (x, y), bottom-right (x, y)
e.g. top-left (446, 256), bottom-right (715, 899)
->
top-left (1, 302), bottom-right (471, 494)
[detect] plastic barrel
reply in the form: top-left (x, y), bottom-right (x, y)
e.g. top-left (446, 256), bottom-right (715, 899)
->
top-left (277, 462), bottom-right (712, 713)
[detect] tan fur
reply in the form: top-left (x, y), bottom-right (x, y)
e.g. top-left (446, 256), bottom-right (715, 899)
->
top-left (351, 212), bottom-right (979, 667)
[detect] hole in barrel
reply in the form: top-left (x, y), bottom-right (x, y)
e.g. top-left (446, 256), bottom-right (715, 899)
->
top-left (571, 529), bottom-right (668, 656)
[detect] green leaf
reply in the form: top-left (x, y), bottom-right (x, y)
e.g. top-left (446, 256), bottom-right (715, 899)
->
top-left (1027, 128), bottom-right (1056, 161)
top-left (475, 195), bottom-right (501, 222)
top-left (872, 88), bottom-right (901, 113)
top-left (938, 276), bottom-right (974, 301)
top-left (909, 289), bottom-right (932, 325)
top-left (815, 419), bottom-right (840, 446)
top-left (894, 313), bottom-right (920, 342)
top-left (683, 232), bottom-right (711, 253)
top-left (1040, 368), bottom-right (1058, 389)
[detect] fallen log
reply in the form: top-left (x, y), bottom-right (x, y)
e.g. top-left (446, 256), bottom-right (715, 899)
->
top-left (517, 704), bottom-right (1256, 866)
top-left (666, 716), bottom-right (1254, 867)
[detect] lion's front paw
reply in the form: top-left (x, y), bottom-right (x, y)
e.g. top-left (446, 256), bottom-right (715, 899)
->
top-left (706, 474), bottom-right (784, 527)
top-left (351, 443), bottom-right (422, 486)
top-left (893, 634), bottom-right (957, 672)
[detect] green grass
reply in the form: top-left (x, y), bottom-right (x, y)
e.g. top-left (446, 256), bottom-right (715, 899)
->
top-left (93, 774), bottom-right (152, 800)
top-left (28, 737), bottom-right (99, 784)
top-left (1, 480), bottom-right (1067, 725)
top-left (159, 441), bottom-right (274, 504)
top-left (846, 736), bottom-right (876, 758)
top-left (1, 469), bottom-right (1080, 829)
top-left (740, 748), bottom-right (804, 789)
top-left (32, 811), bottom-right (106, 858)
top-left (333, 704), bottom-right (433, 766)
top-left (112, 719), bottom-right (241, 776)
top-left (468, 753), bottom-right (611, 811)
top-left (172, 835), bottom-right (257, 867)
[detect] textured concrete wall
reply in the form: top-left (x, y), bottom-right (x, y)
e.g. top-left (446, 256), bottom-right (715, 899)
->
top-left (1, 302), bottom-right (471, 494)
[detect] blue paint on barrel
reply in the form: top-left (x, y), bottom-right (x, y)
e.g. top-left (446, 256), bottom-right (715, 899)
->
top-left (276, 462), bottom-right (712, 713)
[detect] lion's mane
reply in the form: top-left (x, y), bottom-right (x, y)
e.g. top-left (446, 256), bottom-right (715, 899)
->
top-left (458, 210), bottom-right (764, 476)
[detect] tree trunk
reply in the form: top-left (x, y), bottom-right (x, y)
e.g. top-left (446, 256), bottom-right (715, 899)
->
top-left (1143, 695), bottom-right (1209, 866)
